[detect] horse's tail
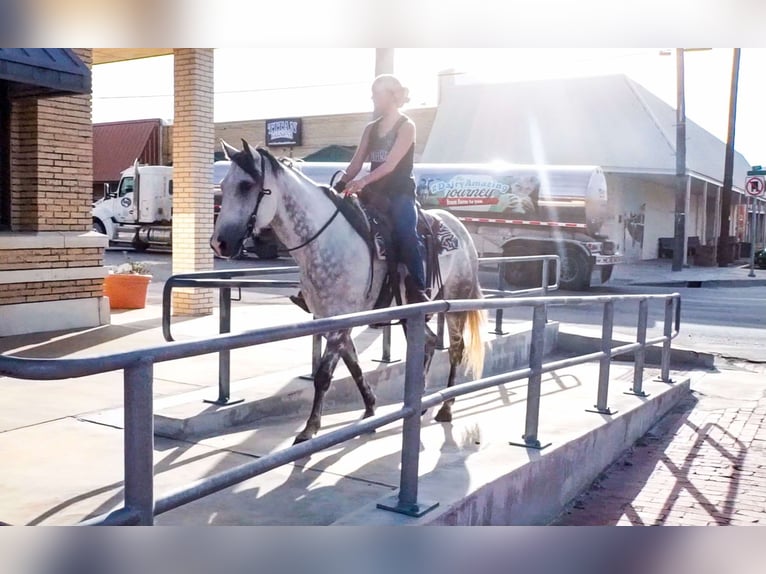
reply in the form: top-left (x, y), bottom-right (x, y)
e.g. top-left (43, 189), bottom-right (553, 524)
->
top-left (462, 277), bottom-right (486, 378)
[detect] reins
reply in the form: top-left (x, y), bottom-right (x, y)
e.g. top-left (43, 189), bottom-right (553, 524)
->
top-left (244, 149), bottom-right (342, 253)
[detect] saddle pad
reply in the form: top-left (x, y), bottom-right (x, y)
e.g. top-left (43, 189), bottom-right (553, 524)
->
top-left (369, 212), bottom-right (460, 261)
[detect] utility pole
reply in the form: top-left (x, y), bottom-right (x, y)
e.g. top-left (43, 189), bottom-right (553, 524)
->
top-left (672, 48), bottom-right (686, 272)
top-left (718, 48), bottom-right (741, 267)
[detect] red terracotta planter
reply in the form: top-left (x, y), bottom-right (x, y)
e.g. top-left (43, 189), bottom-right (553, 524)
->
top-left (103, 274), bottom-right (152, 310)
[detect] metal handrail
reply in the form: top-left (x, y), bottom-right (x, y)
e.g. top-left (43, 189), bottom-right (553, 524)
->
top-left (0, 292), bottom-right (681, 525)
top-left (160, 254), bottom-right (560, 403)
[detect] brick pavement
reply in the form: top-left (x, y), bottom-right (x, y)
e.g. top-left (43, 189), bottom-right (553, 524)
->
top-left (553, 363), bottom-right (766, 526)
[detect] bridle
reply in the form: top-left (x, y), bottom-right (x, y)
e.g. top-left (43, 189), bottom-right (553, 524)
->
top-left (240, 148), bottom-right (341, 253)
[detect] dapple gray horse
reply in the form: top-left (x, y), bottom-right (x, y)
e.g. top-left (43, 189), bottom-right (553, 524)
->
top-left (211, 140), bottom-right (485, 444)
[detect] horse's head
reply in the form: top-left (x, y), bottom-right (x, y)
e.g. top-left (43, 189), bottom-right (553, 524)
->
top-left (210, 139), bottom-right (280, 258)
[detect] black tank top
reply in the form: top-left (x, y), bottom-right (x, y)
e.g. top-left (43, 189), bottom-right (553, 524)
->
top-left (366, 115), bottom-right (415, 198)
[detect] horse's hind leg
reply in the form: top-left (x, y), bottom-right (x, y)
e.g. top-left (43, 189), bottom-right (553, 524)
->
top-left (434, 312), bottom-right (466, 423)
top-left (294, 331), bottom-right (345, 444)
top-left (339, 333), bottom-right (376, 419)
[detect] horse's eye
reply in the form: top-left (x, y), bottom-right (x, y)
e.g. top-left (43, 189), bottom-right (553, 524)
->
top-left (238, 180), bottom-right (254, 194)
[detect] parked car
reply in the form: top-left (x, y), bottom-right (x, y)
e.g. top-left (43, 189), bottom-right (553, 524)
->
top-left (755, 247), bottom-right (766, 269)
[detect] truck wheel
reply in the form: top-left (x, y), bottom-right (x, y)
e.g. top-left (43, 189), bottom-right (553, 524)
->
top-left (132, 235), bottom-right (149, 252)
top-left (92, 219), bottom-right (106, 235)
top-left (502, 245), bottom-right (540, 287)
top-left (559, 247), bottom-right (592, 291)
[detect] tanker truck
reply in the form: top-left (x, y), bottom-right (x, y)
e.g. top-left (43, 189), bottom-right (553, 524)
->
top-left (290, 161), bottom-right (621, 290)
top-left (413, 163), bottom-right (622, 290)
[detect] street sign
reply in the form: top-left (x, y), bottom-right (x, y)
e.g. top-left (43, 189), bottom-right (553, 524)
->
top-left (745, 175), bottom-right (765, 197)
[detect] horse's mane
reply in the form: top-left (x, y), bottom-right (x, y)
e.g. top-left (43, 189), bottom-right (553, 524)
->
top-left (229, 146), bottom-right (284, 183)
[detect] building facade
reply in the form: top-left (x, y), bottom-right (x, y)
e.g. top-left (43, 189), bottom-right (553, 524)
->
top-left (0, 48), bottom-right (109, 337)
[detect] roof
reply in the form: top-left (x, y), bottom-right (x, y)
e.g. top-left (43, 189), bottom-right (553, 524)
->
top-left (93, 119), bottom-right (162, 182)
top-left (422, 75), bottom-right (751, 190)
top-left (0, 49), bottom-right (91, 97)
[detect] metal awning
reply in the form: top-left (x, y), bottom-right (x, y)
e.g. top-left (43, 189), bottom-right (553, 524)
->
top-left (0, 48), bottom-right (91, 98)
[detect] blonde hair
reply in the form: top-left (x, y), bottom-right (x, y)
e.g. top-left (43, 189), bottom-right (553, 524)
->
top-left (372, 74), bottom-right (410, 108)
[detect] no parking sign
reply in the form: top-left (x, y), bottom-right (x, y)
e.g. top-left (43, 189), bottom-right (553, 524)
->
top-left (745, 175), bottom-right (765, 198)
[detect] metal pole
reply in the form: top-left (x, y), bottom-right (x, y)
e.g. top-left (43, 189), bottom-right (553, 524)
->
top-left (673, 48), bottom-right (686, 272)
top-left (749, 197), bottom-right (757, 277)
top-left (373, 324), bottom-right (400, 364)
top-left (124, 360), bottom-right (155, 525)
top-left (510, 304), bottom-right (550, 449)
top-left (205, 287), bottom-right (242, 405)
top-left (628, 299), bottom-right (649, 397)
top-left (435, 313), bottom-right (447, 350)
top-left (493, 261), bottom-right (507, 335)
top-left (377, 312), bottom-right (438, 517)
top-left (656, 297), bottom-right (675, 384)
top-left (588, 301), bottom-right (615, 414)
top-left (718, 48), bottom-right (741, 267)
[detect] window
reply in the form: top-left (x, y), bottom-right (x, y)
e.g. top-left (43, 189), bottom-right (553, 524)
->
top-left (0, 83), bottom-right (10, 230)
top-left (118, 177), bottom-right (134, 197)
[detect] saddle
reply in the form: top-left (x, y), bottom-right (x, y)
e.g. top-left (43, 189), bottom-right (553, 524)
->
top-left (318, 186), bottom-right (460, 309)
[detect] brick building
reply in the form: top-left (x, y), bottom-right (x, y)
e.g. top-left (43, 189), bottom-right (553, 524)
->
top-left (0, 49), bottom-right (107, 336)
top-left (1, 49), bottom-right (216, 337)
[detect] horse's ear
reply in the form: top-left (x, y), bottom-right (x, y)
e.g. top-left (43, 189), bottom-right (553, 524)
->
top-left (220, 139), bottom-right (238, 160)
top-left (241, 139), bottom-right (253, 158)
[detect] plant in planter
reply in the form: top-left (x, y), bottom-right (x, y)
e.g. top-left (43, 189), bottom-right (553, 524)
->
top-left (103, 258), bottom-right (152, 310)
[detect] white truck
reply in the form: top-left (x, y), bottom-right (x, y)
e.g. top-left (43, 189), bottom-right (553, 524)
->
top-left (91, 160), bottom-right (242, 253)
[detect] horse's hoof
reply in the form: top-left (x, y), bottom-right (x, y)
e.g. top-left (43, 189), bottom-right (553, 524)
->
top-left (434, 409), bottom-right (452, 423)
top-left (293, 433), bottom-right (312, 445)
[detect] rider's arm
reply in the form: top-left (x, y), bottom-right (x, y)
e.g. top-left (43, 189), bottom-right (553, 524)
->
top-left (337, 123), bottom-right (372, 187)
top-left (349, 119), bottom-right (415, 192)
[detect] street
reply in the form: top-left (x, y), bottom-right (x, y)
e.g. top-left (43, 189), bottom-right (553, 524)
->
top-left (107, 249), bottom-right (766, 362)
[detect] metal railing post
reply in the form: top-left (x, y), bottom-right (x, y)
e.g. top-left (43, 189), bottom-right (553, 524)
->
top-left (587, 301), bottom-right (616, 415)
top-left (377, 311), bottom-right (438, 517)
top-left (205, 287), bottom-right (243, 405)
top-left (656, 297), bottom-right (676, 384)
top-left (510, 304), bottom-right (551, 449)
top-left (373, 323), bottom-right (399, 364)
top-left (300, 332), bottom-right (323, 381)
top-left (435, 312), bottom-right (447, 350)
top-left (124, 360), bottom-right (155, 525)
top-left (492, 261), bottom-right (508, 335)
top-left (627, 299), bottom-right (650, 397)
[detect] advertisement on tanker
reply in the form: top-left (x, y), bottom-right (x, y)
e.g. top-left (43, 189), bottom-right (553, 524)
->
top-left (415, 172), bottom-right (540, 218)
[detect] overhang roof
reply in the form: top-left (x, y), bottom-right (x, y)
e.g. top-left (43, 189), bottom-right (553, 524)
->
top-left (93, 119), bottom-right (162, 182)
top-left (92, 49), bottom-right (173, 65)
top-left (0, 48), bottom-right (90, 97)
top-left (423, 74), bottom-right (751, 191)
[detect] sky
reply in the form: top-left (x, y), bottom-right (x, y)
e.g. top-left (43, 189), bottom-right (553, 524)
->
top-left (92, 48), bottom-right (766, 171)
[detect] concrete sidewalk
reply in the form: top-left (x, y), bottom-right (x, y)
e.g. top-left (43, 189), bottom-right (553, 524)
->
top-left (608, 257), bottom-right (766, 288)
top-left (552, 360), bottom-right (766, 526)
top-left (0, 259), bottom-right (760, 525)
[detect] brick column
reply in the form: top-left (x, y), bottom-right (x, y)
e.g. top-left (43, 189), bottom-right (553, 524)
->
top-left (172, 49), bottom-right (214, 316)
top-left (10, 48), bottom-right (93, 232)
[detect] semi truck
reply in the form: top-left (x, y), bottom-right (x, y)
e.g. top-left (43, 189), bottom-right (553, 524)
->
top-left (90, 160), bottom-right (278, 255)
top-left (290, 161), bottom-right (622, 290)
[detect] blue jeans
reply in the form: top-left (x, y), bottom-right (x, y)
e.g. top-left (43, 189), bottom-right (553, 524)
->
top-left (389, 194), bottom-right (426, 290)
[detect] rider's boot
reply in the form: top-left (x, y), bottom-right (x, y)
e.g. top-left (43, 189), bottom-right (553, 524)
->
top-left (289, 290), bottom-right (311, 313)
top-left (404, 275), bottom-right (430, 305)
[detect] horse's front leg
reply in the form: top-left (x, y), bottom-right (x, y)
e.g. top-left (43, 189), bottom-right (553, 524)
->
top-left (294, 330), bottom-right (345, 444)
top-left (435, 316), bottom-right (466, 423)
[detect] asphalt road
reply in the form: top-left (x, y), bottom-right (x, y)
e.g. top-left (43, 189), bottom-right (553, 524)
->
top-left (106, 249), bottom-right (766, 362)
